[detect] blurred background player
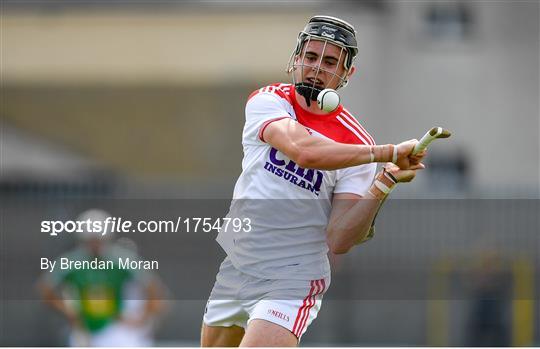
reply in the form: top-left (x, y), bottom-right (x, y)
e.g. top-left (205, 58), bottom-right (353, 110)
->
top-left (202, 15), bottom-right (426, 347)
top-left (38, 209), bottom-right (165, 347)
top-left (466, 251), bottom-right (512, 346)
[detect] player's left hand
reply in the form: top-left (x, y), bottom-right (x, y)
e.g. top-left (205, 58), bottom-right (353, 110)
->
top-left (394, 140), bottom-right (426, 170)
top-left (384, 162), bottom-right (423, 183)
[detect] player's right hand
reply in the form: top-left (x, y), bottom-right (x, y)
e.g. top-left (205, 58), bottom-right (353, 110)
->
top-left (395, 139), bottom-right (426, 170)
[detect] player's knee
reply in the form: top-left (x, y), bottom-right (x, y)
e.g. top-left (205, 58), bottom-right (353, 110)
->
top-left (240, 319), bottom-right (298, 347)
top-left (201, 323), bottom-right (244, 347)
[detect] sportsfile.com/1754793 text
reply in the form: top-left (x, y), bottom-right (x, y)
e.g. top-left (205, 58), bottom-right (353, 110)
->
top-left (41, 217), bottom-right (252, 237)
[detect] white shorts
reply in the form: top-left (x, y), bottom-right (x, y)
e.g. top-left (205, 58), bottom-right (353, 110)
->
top-left (203, 257), bottom-right (329, 339)
top-left (69, 323), bottom-right (153, 347)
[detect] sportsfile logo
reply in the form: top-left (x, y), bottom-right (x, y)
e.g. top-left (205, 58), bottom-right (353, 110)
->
top-left (41, 217), bottom-right (119, 236)
top-left (263, 147), bottom-right (324, 196)
top-left (41, 217), bottom-right (251, 237)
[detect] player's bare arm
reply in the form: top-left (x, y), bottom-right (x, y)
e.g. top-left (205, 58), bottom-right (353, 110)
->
top-left (326, 192), bottom-right (380, 254)
top-left (326, 157), bottom-right (425, 254)
top-left (263, 117), bottom-right (424, 171)
top-left (38, 281), bottom-right (82, 328)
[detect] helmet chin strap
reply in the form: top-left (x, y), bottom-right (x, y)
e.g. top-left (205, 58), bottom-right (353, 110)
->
top-left (295, 83), bottom-right (323, 107)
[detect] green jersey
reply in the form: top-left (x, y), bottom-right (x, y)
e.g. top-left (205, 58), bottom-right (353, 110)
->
top-left (46, 245), bottom-right (147, 333)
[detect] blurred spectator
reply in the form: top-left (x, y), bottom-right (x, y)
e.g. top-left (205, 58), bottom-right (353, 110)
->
top-left (466, 251), bottom-right (511, 346)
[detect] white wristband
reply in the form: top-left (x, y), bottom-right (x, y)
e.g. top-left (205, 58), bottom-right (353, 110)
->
top-left (392, 145), bottom-right (398, 164)
top-left (374, 180), bottom-right (393, 195)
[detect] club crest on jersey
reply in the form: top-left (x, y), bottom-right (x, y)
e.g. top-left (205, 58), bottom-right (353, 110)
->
top-left (264, 148), bottom-right (324, 196)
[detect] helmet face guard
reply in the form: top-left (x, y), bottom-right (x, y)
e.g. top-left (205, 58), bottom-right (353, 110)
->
top-left (287, 16), bottom-right (358, 106)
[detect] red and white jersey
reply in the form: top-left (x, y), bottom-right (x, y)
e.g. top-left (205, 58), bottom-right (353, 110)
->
top-left (217, 83), bottom-right (377, 280)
